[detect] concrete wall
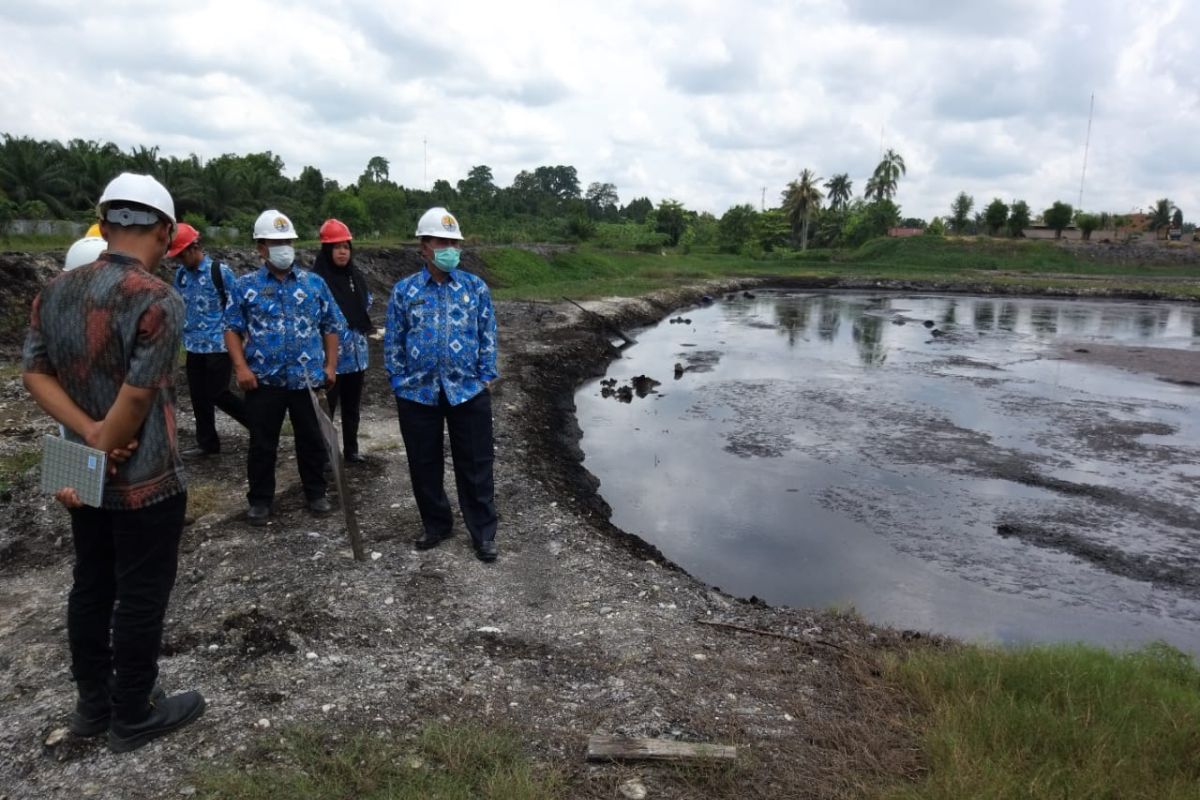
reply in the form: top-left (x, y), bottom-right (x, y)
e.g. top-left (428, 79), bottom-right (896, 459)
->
top-left (3, 220), bottom-right (87, 237)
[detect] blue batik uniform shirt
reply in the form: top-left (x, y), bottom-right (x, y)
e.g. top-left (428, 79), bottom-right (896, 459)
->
top-left (224, 265), bottom-right (344, 389)
top-left (384, 266), bottom-right (498, 406)
top-left (174, 255), bottom-right (238, 353)
top-left (334, 290), bottom-right (372, 374)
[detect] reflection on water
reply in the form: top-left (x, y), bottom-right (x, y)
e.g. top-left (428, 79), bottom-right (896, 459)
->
top-left (577, 292), bottom-right (1200, 653)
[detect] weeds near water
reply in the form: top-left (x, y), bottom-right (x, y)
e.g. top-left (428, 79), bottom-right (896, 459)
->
top-left (880, 641), bottom-right (1200, 799)
top-left (0, 448), bottom-right (40, 495)
top-left (194, 722), bottom-right (564, 800)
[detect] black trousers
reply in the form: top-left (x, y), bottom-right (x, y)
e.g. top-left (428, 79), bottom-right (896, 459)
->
top-left (244, 385), bottom-right (328, 505)
top-left (67, 492), bottom-right (186, 720)
top-left (396, 389), bottom-right (497, 546)
top-left (326, 370), bottom-right (365, 455)
top-left (185, 351), bottom-right (248, 452)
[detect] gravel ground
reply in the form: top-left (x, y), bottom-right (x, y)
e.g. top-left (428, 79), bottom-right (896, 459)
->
top-left (0, 273), bottom-right (932, 800)
top-left (1, 249), bottom-right (1193, 799)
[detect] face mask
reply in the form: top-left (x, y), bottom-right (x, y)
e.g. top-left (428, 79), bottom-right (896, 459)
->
top-left (432, 247), bottom-right (460, 272)
top-left (267, 245), bottom-right (295, 270)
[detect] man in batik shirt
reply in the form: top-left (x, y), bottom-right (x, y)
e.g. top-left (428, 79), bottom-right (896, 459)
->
top-left (22, 173), bottom-right (205, 752)
top-left (384, 206), bottom-right (500, 562)
top-left (168, 222), bottom-right (247, 457)
top-left (224, 209), bottom-right (342, 525)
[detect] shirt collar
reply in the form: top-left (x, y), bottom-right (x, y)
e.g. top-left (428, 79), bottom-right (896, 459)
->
top-left (260, 264), bottom-right (297, 283)
top-left (103, 250), bottom-right (148, 271)
top-left (420, 264), bottom-right (457, 286)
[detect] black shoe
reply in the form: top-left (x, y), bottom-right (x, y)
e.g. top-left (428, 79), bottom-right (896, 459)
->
top-left (70, 682), bottom-right (167, 737)
top-left (182, 446), bottom-right (218, 458)
top-left (108, 691), bottom-right (206, 753)
top-left (414, 530), bottom-right (451, 550)
top-left (344, 451), bottom-right (367, 464)
top-left (307, 496), bottom-right (333, 514)
top-left (246, 503), bottom-right (271, 526)
top-left (475, 540), bottom-right (499, 563)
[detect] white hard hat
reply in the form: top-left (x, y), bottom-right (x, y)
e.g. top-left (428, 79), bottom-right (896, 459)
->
top-left (97, 173), bottom-right (176, 225)
top-left (253, 209), bottom-right (297, 240)
top-left (415, 207), bottom-right (463, 240)
top-left (64, 236), bottom-right (107, 271)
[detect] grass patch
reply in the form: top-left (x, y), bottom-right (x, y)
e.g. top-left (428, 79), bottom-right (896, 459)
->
top-left (194, 723), bottom-right (563, 800)
top-left (0, 361), bottom-right (24, 381)
top-left (879, 641), bottom-right (1200, 799)
top-left (477, 240), bottom-right (1200, 302)
top-left (0, 448), bottom-right (40, 495)
top-left (187, 481), bottom-right (225, 520)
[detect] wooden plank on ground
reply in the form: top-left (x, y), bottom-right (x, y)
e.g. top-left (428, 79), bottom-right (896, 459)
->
top-left (586, 735), bottom-right (737, 763)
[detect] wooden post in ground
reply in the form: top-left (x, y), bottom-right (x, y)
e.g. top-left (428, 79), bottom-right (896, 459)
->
top-left (308, 386), bottom-right (365, 562)
top-left (563, 297), bottom-right (637, 347)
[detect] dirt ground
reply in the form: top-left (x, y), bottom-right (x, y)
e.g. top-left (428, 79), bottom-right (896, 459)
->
top-left (0, 250), bottom-right (1194, 799)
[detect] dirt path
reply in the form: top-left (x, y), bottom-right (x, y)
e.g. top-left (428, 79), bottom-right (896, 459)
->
top-left (0, 281), bottom-right (932, 799)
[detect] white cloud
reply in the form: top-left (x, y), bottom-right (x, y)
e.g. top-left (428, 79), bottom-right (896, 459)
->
top-left (0, 0), bottom-right (1196, 222)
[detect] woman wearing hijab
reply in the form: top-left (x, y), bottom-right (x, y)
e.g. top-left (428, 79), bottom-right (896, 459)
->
top-left (312, 218), bottom-right (372, 463)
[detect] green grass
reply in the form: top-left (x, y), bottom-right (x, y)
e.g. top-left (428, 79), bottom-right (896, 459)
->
top-left (194, 723), bottom-right (563, 800)
top-left (482, 246), bottom-right (814, 300)
top-left (477, 238), bottom-right (1200, 301)
top-left (879, 642), bottom-right (1200, 800)
top-left (0, 448), bottom-right (40, 495)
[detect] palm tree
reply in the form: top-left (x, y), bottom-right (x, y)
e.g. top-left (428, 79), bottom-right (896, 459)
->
top-left (126, 145), bottom-right (161, 176)
top-left (0, 135), bottom-right (71, 216)
top-left (157, 154), bottom-right (205, 218)
top-left (823, 173), bottom-right (853, 211)
top-left (1148, 198), bottom-right (1174, 238)
top-left (65, 139), bottom-right (125, 210)
top-left (202, 157), bottom-right (246, 223)
top-left (867, 148), bottom-right (906, 202)
top-left (781, 169), bottom-right (823, 251)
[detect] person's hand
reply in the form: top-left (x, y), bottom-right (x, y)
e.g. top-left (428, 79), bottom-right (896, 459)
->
top-left (81, 420), bottom-right (137, 474)
top-left (55, 487), bottom-right (83, 509)
top-left (105, 440), bottom-right (138, 475)
top-left (235, 364), bottom-right (258, 391)
top-left (324, 365), bottom-right (337, 389)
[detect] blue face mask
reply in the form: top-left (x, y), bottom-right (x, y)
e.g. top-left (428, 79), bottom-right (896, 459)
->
top-left (432, 247), bottom-right (460, 272)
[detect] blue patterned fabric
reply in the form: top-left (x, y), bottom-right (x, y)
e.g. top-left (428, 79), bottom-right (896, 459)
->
top-left (224, 266), bottom-right (344, 389)
top-left (384, 266), bottom-right (498, 406)
top-left (174, 255), bottom-right (238, 353)
top-left (335, 290), bottom-right (372, 374)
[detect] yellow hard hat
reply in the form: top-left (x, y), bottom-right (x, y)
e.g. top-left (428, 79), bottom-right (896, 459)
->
top-left (86, 223), bottom-right (102, 238)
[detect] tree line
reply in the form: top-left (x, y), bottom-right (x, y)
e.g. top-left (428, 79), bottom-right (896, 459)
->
top-left (2, 132), bottom-right (1185, 252)
top-left (0, 133), bottom-right (649, 243)
top-left (939, 193), bottom-right (1187, 240)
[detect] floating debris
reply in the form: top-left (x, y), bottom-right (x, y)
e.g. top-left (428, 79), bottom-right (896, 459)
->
top-left (631, 375), bottom-right (661, 397)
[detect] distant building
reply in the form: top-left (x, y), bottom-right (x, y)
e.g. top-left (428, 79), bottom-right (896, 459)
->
top-left (887, 227), bottom-right (924, 238)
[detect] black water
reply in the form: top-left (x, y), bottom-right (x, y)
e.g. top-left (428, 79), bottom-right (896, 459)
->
top-left (577, 292), bottom-right (1200, 653)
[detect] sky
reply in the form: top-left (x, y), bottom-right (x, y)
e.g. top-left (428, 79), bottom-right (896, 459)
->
top-left (1, 0), bottom-right (1197, 222)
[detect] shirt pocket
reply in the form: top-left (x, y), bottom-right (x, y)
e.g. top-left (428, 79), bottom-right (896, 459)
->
top-left (406, 303), bottom-right (427, 329)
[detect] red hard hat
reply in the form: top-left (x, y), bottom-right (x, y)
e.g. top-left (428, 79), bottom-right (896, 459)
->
top-left (319, 218), bottom-right (353, 244)
top-left (167, 222), bottom-right (200, 257)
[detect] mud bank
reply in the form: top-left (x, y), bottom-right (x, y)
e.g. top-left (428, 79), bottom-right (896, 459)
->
top-left (0, 275), bottom-right (935, 800)
top-left (0, 251), bottom-right (1195, 797)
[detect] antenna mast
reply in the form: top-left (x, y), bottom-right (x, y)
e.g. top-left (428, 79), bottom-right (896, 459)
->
top-left (1078, 93), bottom-right (1094, 210)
